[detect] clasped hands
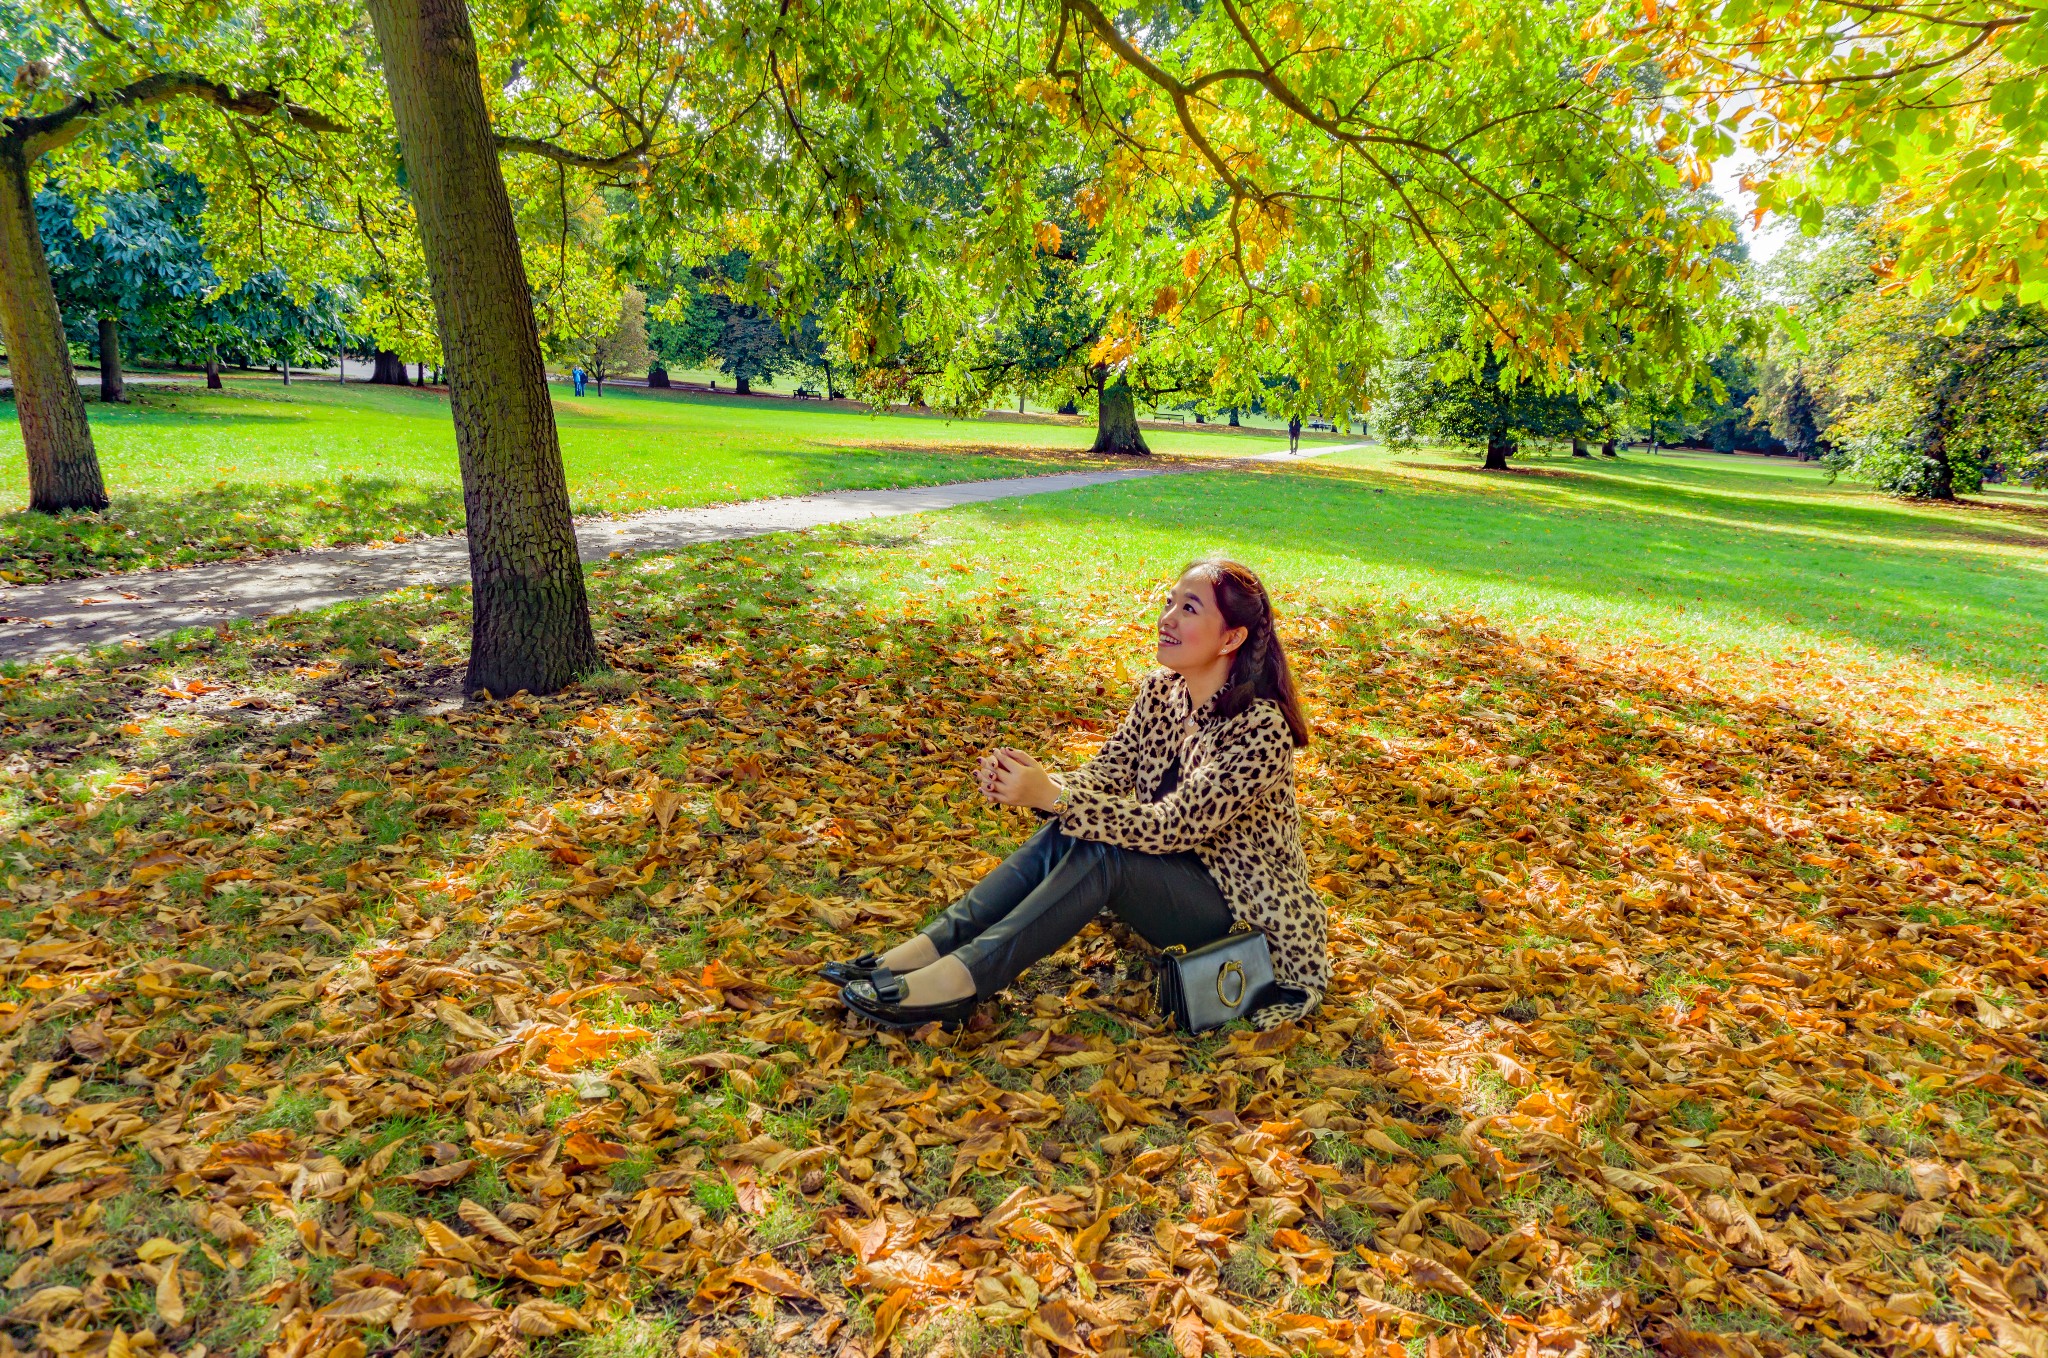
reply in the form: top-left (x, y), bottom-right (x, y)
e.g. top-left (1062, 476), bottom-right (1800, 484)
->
top-left (976, 747), bottom-right (1062, 813)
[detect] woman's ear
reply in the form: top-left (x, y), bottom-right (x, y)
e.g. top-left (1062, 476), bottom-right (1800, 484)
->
top-left (1220, 625), bottom-right (1249, 656)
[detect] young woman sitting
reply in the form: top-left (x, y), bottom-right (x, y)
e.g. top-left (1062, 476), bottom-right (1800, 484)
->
top-left (827, 558), bottom-right (1329, 1030)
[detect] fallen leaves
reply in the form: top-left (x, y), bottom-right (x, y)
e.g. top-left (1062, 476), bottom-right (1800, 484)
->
top-left (0, 535), bottom-right (2044, 1358)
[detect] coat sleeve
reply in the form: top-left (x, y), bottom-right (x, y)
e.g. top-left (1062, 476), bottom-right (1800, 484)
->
top-left (1058, 702), bottom-right (1291, 854)
top-left (1054, 672), bottom-right (1162, 799)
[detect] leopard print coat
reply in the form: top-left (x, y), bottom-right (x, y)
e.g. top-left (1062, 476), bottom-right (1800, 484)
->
top-left (1055, 669), bottom-right (1327, 1027)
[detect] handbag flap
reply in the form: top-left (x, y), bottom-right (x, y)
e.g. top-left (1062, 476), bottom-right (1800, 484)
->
top-left (1159, 931), bottom-right (1276, 1033)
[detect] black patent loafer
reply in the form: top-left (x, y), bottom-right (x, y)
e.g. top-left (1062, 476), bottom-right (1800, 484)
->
top-left (820, 952), bottom-right (884, 986)
top-left (840, 972), bottom-right (979, 1031)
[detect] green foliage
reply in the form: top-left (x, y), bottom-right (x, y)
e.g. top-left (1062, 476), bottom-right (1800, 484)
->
top-left (1760, 218), bottom-right (2048, 498)
top-left (1381, 347), bottom-right (1591, 462)
top-left (1624, 0), bottom-right (2046, 314)
top-left (38, 161), bottom-right (351, 370)
top-left (575, 287), bottom-right (653, 392)
top-left (1020, 0), bottom-right (1739, 419)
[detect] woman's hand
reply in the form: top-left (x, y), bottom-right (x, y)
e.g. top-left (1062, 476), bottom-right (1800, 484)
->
top-left (978, 747), bottom-right (1061, 812)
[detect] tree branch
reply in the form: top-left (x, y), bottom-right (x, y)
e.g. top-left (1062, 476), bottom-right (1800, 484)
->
top-left (8, 72), bottom-right (351, 159)
top-left (492, 129), bottom-right (653, 172)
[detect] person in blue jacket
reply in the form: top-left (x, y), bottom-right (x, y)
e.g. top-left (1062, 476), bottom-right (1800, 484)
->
top-left (572, 365), bottom-right (588, 397)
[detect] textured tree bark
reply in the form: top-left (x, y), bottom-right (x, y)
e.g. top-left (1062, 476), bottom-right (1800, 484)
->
top-left (1483, 431), bottom-right (1513, 471)
top-left (205, 356), bottom-right (222, 390)
top-left (0, 147), bottom-right (108, 512)
top-left (1570, 437), bottom-right (1589, 458)
top-left (366, 0), bottom-right (597, 698)
top-left (370, 349), bottom-right (408, 384)
top-left (97, 317), bottom-right (126, 403)
top-left (1090, 373), bottom-right (1151, 456)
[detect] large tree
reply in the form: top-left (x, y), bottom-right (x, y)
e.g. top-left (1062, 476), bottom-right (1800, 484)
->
top-left (1026, 0), bottom-right (1738, 420)
top-left (1, 0), bottom-right (362, 511)
top-left (39, 164), bottom-right (351, 388)
top-left (1383, 347), bottom-right (1590, 469)
top-left (362, 0), bottom-right (601, 698)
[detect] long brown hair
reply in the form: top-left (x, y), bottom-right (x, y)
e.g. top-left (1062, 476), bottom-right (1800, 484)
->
top-left (1182, 558), bottom-right (1311, 747)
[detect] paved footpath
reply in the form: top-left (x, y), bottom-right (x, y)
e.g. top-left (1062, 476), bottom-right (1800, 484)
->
top-left (0, 443), bottom-right (1366, 664)
top-left (0, 471), bottom-right (1159, 663)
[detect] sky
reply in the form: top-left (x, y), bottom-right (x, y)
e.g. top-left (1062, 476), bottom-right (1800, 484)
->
top-left (1710, 155), bottom-right (1798, 266)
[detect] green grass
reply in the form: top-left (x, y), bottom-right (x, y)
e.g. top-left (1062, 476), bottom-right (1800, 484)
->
top-left (0, 376), bottom-right (1308, 582)
top-left (897, 443), bottom-right (2048, 703)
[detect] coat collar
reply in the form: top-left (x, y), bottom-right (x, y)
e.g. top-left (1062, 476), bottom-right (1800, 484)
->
top-left (1165, 671), bottom-right (1229, 728)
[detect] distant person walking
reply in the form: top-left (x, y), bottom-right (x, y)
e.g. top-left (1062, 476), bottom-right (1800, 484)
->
top-left (572, 365), bottom-right (588, 397)
top-left (1287, 416), bottom-right (1301, 455)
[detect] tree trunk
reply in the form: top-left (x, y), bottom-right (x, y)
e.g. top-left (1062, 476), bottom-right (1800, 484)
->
top-left (734, 375), bottom-right (751, 395)
top-left (366, 0), bottom-right (598, 699)
top-left (97, 317), bottom-right (126, 403)
top-left (1919, 370), bottom-right (1960, 500)
top-left (205, 356), bottom-right (222, 390)
top-left (415, 361), bottom-right (426, 387)
top-left (1601, 439), bottom-right (1617, 458)
top-left (1570, 437), bottom-right (1589, 458)
top-left (1228, 408), bottom-right (1239, 427)
top-left (647, 366), bottom-right (669, 388)
top-left (1482, 431), bottom-right (1512, 471)
top-left (370, 349), bottom-right (408, 384)
top-left (281, 355), bottom-right (292, 386)
top-left (1091, 373), bottom-right (1151, 456)
top-left (0, 146), bottom-right (108, 512)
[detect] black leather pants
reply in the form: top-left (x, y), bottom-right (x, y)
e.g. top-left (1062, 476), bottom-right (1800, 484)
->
top-left (920, 820), bottom-right (1234, 1000)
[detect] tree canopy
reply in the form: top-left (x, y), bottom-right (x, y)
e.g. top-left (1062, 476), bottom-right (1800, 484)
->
top-left (1621, 0), bottom-right (2047, 314)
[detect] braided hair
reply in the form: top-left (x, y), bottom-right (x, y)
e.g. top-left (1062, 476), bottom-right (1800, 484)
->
top-left (1183, 558), bottom-right (1311, 747)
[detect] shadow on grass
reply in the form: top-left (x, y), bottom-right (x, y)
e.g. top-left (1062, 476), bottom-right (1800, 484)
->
top-left (0, 478), bottom-right (466, 585)
top-left (1408, 448), bottom-right (2048, 551)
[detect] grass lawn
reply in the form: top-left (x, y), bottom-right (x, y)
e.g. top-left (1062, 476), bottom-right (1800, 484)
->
top-left (0, 378), bottom-right (1301, 583)
top-left (2, 448), bottom-right (2045, 1356)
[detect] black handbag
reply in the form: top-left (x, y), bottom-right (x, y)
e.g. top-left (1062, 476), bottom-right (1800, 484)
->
top-left (1155, 929), bottom-right (1277, 1033)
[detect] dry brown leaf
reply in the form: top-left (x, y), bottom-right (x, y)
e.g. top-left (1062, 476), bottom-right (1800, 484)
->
top-left (458, 1198), bottom-right (526, 1246)
top-left (318, 1287), bottom-right (406, 1325)
top-left (869, 1286), bottom-right (914, 1358)
top-left (510, 1299), bottom-right (592, 1336)
top-left (407, 1295), bottom-right (502, 1331)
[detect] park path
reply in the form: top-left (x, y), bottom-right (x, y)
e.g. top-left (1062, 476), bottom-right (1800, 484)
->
top-left (0, 470), bottom-right (1156, 663)
top-left (0, 443), bottom-right (1365, 663)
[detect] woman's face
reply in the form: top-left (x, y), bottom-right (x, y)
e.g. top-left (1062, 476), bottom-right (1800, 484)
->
top-left (1156, 571), bottom-right (1246, 674)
